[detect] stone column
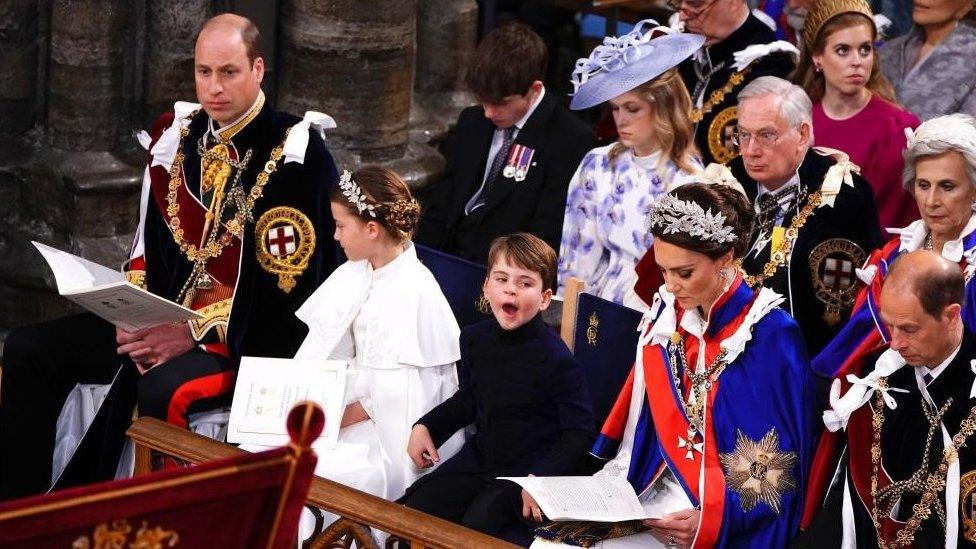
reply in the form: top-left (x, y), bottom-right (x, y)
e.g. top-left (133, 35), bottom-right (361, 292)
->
top-left (143, 0), bottom-right (211, 125)
top-left (277, 0), bottom-right (444, 189)
top-left (411, 0), bottom-right (478, 145)
top-left (47, 0), bottom-right (127, 152)
top-left (0, 0), bottom-right (39, 163)
top-left (0, 0), bottom-right (142, 334)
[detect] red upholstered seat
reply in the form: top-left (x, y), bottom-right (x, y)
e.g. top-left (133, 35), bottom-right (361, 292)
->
top-left (0, 402), bottom-right (325, 549)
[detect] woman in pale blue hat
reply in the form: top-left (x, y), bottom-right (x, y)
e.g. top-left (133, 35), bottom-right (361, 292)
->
top-left (556, 21), bottom-right (705, 311)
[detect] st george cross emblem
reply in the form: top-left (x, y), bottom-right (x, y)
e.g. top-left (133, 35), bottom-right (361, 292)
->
top-left (267, 225), bottom-right (297, 257)
top-left (822, 257), bottom-right (854, 290)
top-left (255, 207), bottom-right (316, 293)
top-left (809, 238), bottom-right (867, 326)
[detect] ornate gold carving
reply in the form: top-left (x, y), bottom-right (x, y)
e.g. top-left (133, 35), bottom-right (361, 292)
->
top-left (720, 428), bottom-right (798, 514)
top-left (586, 312), bottom-right (599, 346)
top-left (707, 106), bottom-right (740, 164)
top-left (476, 294), bottom-right (491, 314)
top-left (255, 206), bottom-right (316, 293)
top-left (72, 519), bottom-right (179, 549)
top-left (808, 238), bottom-right (867, 326)
top-left (125, 270), bottom-right (147, 289)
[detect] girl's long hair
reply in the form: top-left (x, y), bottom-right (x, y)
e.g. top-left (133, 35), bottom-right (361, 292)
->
top-left (608, 68), bottom-right (700, 177)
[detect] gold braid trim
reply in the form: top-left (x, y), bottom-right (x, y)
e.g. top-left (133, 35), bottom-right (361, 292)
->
top-left (741, 191), bottom-right (822, 288)
top-left (188, 298), bottom-right (231, 342)
top-left (534, 520), bottom-right (645, 547)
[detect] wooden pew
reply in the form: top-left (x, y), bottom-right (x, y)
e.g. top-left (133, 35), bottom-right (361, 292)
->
top-left (0, 403), bottom-right (322, 549)
top-left (119, 275), bottom-right (634, 548)
top-left (127, 417), bottom-right (519, 549)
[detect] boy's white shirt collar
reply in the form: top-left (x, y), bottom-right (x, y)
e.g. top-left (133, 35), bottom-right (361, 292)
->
top-left (509, 85), bottom-right (545, 133)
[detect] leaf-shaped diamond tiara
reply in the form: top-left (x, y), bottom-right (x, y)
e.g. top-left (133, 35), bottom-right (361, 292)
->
top-left (646, 194), bottom-right (736, 244)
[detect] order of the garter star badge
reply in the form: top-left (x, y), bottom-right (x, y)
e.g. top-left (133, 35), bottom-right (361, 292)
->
top-left (720, 428), bottom-right (797, 514)
top-left (255, 206), bottom-right (315, 293)
top-left (808, 238), bottom-right (866, 326)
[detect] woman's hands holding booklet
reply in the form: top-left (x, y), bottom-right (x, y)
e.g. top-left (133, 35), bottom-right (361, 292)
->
top-left (521, 474), bottom-right (543, 522)
top-left (644, 508), bottom-right (700, 548)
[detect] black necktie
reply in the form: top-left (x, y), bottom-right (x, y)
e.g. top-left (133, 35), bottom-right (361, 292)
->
top-left (755, 193), bottom-right (781, 240)
top-left (486, 127), bottom-right (516, 188)
top-left (468, 126), bottom-right (516, 213)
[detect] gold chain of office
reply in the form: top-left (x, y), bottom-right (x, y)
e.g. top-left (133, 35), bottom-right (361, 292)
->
top-left (869, 386), bottom-right (976, 548)
top-left (668, 333), bottom-right (730, 440)
top-left (689, 67), bottom-right (751, 123)
top-left (164, 122), bottom-right (289, 304)
top-left (740, 191), bottom-right (822, 288)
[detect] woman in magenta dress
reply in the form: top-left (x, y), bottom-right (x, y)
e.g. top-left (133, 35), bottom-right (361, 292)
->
top-left (793, 0), bottom-right (920, 231)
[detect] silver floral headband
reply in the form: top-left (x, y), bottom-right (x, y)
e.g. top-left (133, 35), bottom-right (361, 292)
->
top-left (646, 195), bottom-right (736, 244)
top-left (339, 170), bottom-right (377, 218)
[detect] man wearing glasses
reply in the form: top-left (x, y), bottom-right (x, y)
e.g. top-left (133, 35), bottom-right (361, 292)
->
top-left (672, 0), bottom-right (798, 165)
top-left (727, 76), bottom-right (882, 358)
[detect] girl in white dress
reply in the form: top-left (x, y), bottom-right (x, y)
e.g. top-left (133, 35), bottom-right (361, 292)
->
top-left (557, 21), bottom-right (704, 310)
top-left (288, 166), bottom-right (463, 541)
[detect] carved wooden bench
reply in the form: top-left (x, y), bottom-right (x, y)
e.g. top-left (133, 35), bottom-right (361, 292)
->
top-left (127, 417), bottom-right (519, 549)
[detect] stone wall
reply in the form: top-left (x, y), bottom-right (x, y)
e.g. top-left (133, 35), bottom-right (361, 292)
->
top-left (0, 0), bottom-right (477, 342)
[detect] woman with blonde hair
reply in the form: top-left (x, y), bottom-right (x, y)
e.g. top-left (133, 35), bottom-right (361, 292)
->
top-left (557, 21), bottom-right (704, 310)
top-left (793, 0), bottom-right (921, 229)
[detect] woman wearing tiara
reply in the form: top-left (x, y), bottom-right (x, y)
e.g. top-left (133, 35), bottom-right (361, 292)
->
top-left (534, 182), bottom-right (816, 548)
top-left (556, 20), bottom-right (704, 310)
top-left (242, 166), bottom-right (463, 543)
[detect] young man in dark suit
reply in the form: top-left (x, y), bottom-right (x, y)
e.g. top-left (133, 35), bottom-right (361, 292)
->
top-left (415, 22), bottom-right (596, 263)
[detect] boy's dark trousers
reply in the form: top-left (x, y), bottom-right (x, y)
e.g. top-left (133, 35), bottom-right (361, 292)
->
top-left (399, 472), bottom-right (534, 546)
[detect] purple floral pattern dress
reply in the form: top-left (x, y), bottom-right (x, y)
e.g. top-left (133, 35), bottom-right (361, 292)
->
top-left (557, 144), bottom-right (701, 310)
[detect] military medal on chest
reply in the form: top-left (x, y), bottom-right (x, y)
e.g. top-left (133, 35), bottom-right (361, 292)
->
top-left (502, 144), bottom-right (535, 182)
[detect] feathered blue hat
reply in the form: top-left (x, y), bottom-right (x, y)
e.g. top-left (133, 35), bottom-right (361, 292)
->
top-left (569, 20), bottom-right (705, 110)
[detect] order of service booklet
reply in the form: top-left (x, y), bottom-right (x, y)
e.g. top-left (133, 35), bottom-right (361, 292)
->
top-left (32, 241), bottom-right (202, 332)
top-left (499, 476), bottom-right (663, 522)
top-left (227, 357), bottom-right (347, 450)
